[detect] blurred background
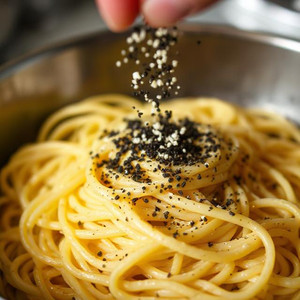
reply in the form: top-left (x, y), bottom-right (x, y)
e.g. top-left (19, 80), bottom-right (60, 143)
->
top-left (1, 0), bottom-right (300, 64)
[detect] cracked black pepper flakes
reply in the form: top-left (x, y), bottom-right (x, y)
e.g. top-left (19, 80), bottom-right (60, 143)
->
top-left (163, 211), bottom-right (170, 219)
top-left (173, 231), bottom-right (179, 238)
top-left (116, 25), bottom-right (180, 107)
top-left (97, 114), bottom-right (223, 186)
top-left (89, 26), bottom-right (240, 245)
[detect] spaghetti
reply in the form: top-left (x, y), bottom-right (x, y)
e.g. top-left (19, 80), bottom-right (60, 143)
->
top-left (0, 94), bottom-right (300, 300)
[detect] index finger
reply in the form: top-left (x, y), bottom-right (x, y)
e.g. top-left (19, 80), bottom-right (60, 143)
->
top-left (96, 0), bottom-right (140, 31)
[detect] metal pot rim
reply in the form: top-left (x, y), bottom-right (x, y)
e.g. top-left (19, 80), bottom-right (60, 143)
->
top-left (1, 23), bottom-right (300, 80)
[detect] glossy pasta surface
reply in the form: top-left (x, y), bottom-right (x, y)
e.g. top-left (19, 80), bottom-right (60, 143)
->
top-left (0, 95), bottom-right (300, 300)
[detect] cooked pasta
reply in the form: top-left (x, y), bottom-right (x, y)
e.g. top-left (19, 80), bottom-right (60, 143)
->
top-left (0, 94), bottom-right (300, 300)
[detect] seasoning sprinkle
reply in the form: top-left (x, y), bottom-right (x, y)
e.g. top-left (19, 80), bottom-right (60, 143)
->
top-left (117, 25), bottom-right (180, 112)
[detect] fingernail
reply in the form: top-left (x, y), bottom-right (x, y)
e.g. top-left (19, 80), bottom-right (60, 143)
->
top-left (143, 0), bottom-right (192, 27)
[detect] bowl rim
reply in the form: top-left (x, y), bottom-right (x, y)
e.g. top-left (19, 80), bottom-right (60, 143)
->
top-left (0, 23), bottom-right (300, 80)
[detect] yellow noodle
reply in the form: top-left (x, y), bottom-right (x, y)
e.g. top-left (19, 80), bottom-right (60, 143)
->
top-left (0, 94), bottom-right (299, 299)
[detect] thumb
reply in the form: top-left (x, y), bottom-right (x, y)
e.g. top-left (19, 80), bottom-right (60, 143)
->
top-left (142, 0), bottom-right (218, 27)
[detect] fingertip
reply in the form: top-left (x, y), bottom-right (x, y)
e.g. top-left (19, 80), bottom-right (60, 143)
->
top-left (142, 0), bottom-right (191, 27)
top-left (96, 0), bottom-right (140, 32)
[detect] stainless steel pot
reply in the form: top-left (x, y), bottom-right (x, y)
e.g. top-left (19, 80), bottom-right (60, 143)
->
top-left (0, 24), bottom-right (299, 167)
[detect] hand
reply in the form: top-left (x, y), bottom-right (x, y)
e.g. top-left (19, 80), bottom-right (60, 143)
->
top-left (96, 0), bottom-right (219, 31)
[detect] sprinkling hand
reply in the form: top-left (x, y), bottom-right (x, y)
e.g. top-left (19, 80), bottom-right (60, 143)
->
top-left (96, 0), bottom-right (219, 31)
